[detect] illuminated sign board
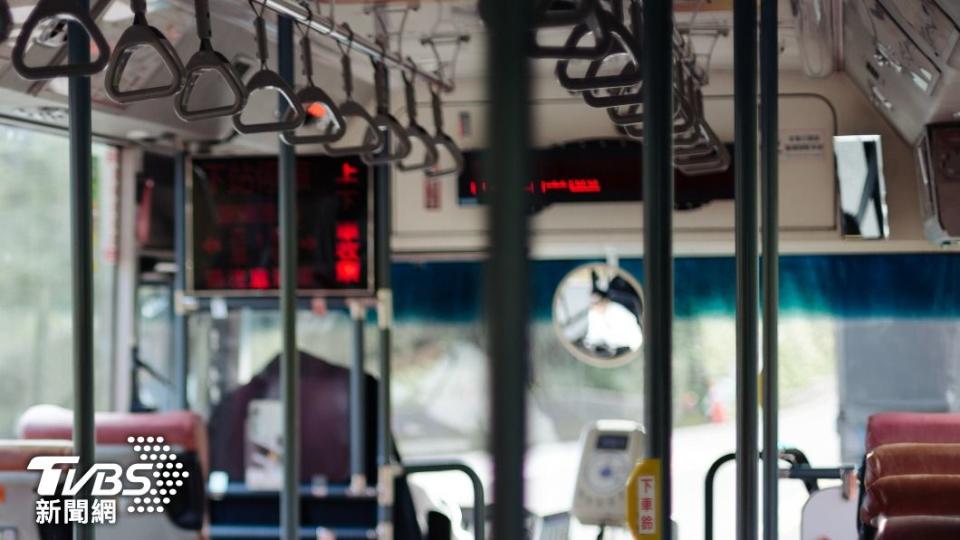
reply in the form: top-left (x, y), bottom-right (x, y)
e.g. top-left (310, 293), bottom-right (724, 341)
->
top-left (188, 156), bottom-right (372, 297)
top-left (457, 139), bottom-right (734, 209)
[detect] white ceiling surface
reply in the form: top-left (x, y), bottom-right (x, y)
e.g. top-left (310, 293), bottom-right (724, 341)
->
top-left (0, 0), bottom-right (807, 148)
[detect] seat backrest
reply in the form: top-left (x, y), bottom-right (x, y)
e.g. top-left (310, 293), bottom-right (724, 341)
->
top-left (866, 413), bottom-right (960, 451)
top-left (17, 405), bottom-right (208, 531)
top-left (865, 443), bottom-right (960, 487)
top-left (861, 474), bottom-right (960, 525)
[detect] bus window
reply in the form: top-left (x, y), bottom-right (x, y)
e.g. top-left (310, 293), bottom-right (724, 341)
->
top-left (0, 123), bottom-right (119, 435)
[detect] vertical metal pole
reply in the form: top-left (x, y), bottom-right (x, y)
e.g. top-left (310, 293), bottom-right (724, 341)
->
top-left (734, 0), bottom-right (760, 539)
top-left (350, 301), bottom-right (368, 491)
top-left (173, 151), bottom-right (189, 411)
top-left (68, 3), bottom-right (95, 539)
top-left (643, 0), bottom-right (674, 532)
top-left (277, 14), bottom-right (300, 540)
top-left (760, 0), bottom-right (780, 538)
top-left (484, 1), bottom-right (531, 539)
top-left (375, 82), bottom-right (396, 540)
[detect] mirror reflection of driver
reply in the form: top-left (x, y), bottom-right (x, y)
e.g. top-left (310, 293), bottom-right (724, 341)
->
top-left (580, 270), bottom-right (643, 357)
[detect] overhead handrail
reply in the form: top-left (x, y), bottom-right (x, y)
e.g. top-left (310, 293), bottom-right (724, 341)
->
top-left (104, 0), bottom-right (185, 103)
top-left (12, 0), bottom-right (111, 79)
top-left (360, 56), bottom-right (412, 165)
top-left (262, 0), bottom-right (452, 91)
top-left (175, 0), bottom-right (246, 121)
top-left (0, 0), bottom-right (12, 44)
top-left (232, 0), bottom-right (306, 134)
top-left (324, 27), bottom-right (384, 157)
top-left (396, 65), bottom-right (439, 172)
top-left (280, 12), bottom-right (346, 145)
top-left (424, 86), bottom-right (464, 178)
top-left (529, 0), bottom-right (612, 60)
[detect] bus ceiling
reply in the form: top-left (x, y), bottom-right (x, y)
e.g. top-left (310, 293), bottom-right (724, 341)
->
top-left (0, 0), bottom-right (955, 150)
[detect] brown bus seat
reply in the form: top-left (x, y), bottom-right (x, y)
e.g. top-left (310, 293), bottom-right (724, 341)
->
top-left (875, 516), bottom-right (960, 540)
top-left (864, 443), bottom-right (960, 487)
top-left (861, 474), bottom-right (960, 525)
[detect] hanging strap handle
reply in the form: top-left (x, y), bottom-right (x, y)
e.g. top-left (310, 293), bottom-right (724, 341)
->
top-left (104, 0), bottom-right (185, 103)
top-left (403, 69), bottom-right (419, 125)
top-left (300, 34), bottom-right (315, 85)
top-left (130, 0), bottom-right (147, 23)
top-left (361, 56), bottom-right (412, 165)
top-left (175, 0), bottom-right (246, 120)
top-left (194, 0), bottom-right (213, 45)
top-left (281, 12), bottom-right (347, 146)
top-left (396, 64), bottom-right (439, 172)
top-left (424, 87), bottom-right (464, 177)
top-left (231, 0), bottom-right (306, 134)
top-left (12, 0), bottom-right (112, 79)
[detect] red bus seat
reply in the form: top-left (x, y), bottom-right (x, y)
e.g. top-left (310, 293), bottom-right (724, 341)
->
top-left (866, 412), bottom-right (960, 451)
top-left (864, 443), bottom-right (960, 487)
top-left (861, 474), bottom-right (960, 525)
top-left (18, 405), bottom-right (207, 464)
top-left (876, 516), bottom-right (960, 540)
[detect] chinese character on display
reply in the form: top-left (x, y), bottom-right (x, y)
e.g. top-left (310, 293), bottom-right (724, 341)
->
top-left (641, 478), bottom-right (653, 494)
top-left (641, 497), bottom-right (653, 511)
top-left (336, 162), bottom-right (360, 185)
top-left (335, 221), bottom-right (362, 285)
top-left (36, 499), bottom-right (61, 524)
top-left (91, 499), bottom-right (117, 524)
top-left (65, 499), bottom-right (89, 524)
top-left (640, 515), bottom-right (654, 532)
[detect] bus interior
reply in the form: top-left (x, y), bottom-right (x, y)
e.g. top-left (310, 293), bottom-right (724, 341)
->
top-left (1, 0), bottom-right (960, 539)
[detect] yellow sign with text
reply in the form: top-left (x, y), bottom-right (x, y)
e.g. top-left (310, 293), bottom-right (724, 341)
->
top-left (626, 458), bottom-right (662, 539)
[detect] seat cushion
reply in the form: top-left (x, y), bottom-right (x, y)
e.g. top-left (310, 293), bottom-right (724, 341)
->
top-left (867, 413), bottom-right (960, 451)
top-left (876, 516), bottom-right (960, 540)
top-left (861, 475), bottom-right (960, 524)
top-left (865, 443), bottom-right (960, 487)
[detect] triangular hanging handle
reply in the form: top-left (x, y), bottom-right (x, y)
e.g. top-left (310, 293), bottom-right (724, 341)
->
top-left (324, 37), bottom-right (384, 156)
top-left (232, 69), bottom-right (307, 134)
top-left (175, 50), bottom-right (247, 121)
top-left (105, 2), bottom-right (185, 104)
top-left (12, 0), bottom-right (111, 79)
top-left (281, 30), bottom-right (347, 145)
top-left (175, 0), bottom-right (246, 121)
top-left (555, 14), bottom-right (641, 92)
top-left (281, 86), bottom-right (347, 145)
top-left (323, 101), bottom-right (384, 157)
top-left (361, 113), bottom-right (412, 165)
top-left (529, 0), bottom-right (612, 60)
